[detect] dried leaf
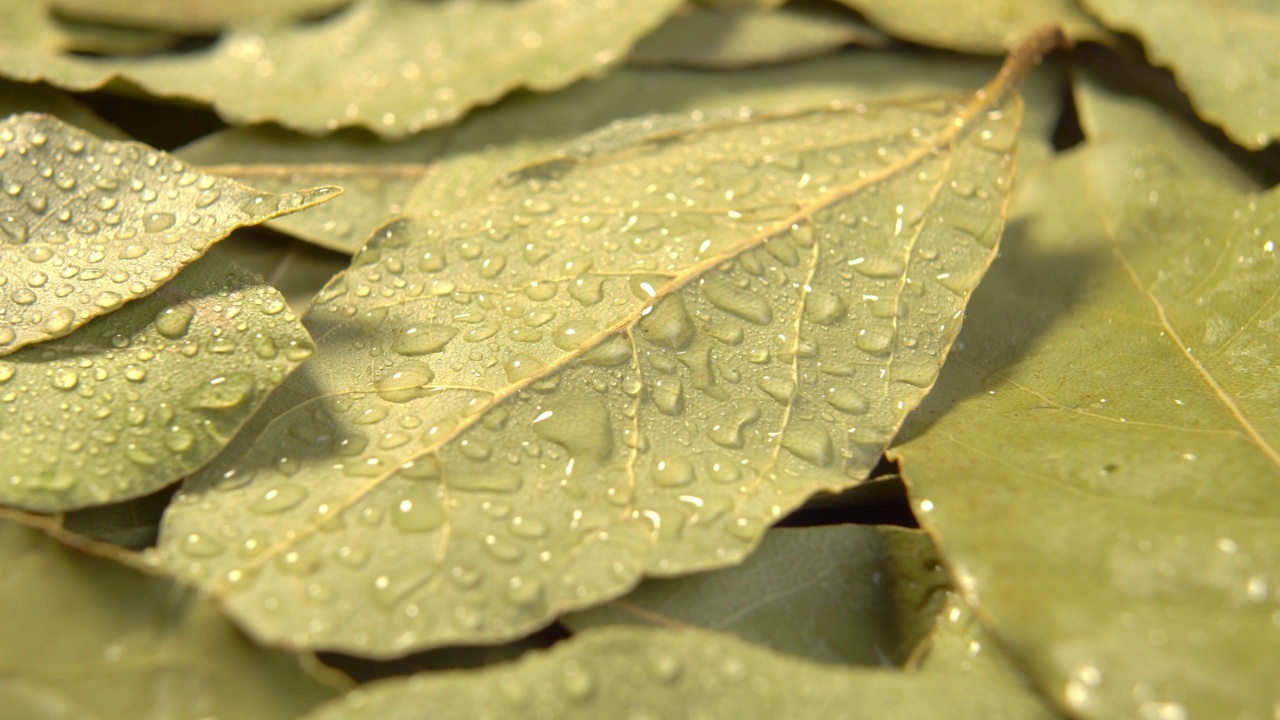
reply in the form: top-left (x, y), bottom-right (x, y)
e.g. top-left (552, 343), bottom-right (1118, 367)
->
top-left (154, 33), bottom-right (1050, 654)
top-left (891, 141), bottom-right (1280, 719)
top-left (301, 625), bottom-right (1060, 719)
top-left (0, 253), bottom-right (316, 511)
top-left (0, 518), bottom-right (339, 720)
top-left (0, 0), bottom-right (684, 137)
top-left (630, 1), bottom-right (888, 70)
top-left (1081, 0), bottom-right (1280, 149)
top-left (0, 113), bottom-right (337, 354)
top-left (562, 525), bottom-right (948, 666)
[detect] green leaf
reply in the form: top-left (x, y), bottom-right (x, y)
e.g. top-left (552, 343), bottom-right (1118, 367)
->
top-left (891, 142), bottom-right (1280, 719)
top-left (49, 0), bottom-right (350, 32)
top-left (0, 0), bottom-right (684, 138)
top-left (1072, 48), bottom-right (1263, 193)
top-left (0, 517), bottom-right (340, 719)
top-left (0, 253), bottom-right (316, 511)
top-left (908, 592), bottom-right (1058, 720)
top-left (831, 0), bottom-right (1106, 54)
top-left (209, 228), bottom-right (353, 314)
top-left (563, 525), bottom-right (949, 666)
top-left (154, 47), bottom-right (1035, 655)
top-left (1080, 0), bottom-right (1280, 149)
top-left (301, 625), bottom-right (1060, 719)
top-left (61, 485), bottom-right (177, 549)
top-left (178, 127), bottom-right (437, 254)
top-left (0, 80), bottom-right (127, 139)
top-left (629, 1), bottom-right (888, 70)
top-left (0, 113), bottom-right (337, 354)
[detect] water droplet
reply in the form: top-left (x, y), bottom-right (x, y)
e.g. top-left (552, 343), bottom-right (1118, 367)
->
top-left (192, 373), bottom-right (255, 410)
top-left (392, 489), bottom-right (445, 533)
top-left (827, 387), bottom-right (869, 415)
top-left (41, 307), bottom-right (76, 336)
top-left (392, 324), bottom-right (458, 355)
top-left (652, 457), bottom-right (696, 487)
top-left (780, 422), bottom-right (834, 467)
top-left (250, 483), bottom-right (309, 514)
top-left (374, 360), bottom-right (435, 403)
top-left (701, 275), bottom-right (772, 325)
top-left (143, 212), bottom-right (176, 232)
top-left (637, 294), bottom-right (695, 350)
top-left (51, 367), bottom-right (78, 390)
top-left (156, 303), bottom-right (195, 338)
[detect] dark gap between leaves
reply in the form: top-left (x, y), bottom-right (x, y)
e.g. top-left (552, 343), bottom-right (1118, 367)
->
top-left (775, 455), bottom-right (918, 529)
top-left (77, 90), bottom-right (227, 150)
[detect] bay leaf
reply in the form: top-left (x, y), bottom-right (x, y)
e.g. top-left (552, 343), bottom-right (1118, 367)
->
top-left (154, 31), bottom-right (1064, 656)
top-left (890, 141), bottom-right (1280, 719)
top-left (831, 0), bottom-right (1106, 54)
top-left (0, 253), bottom-right (316, 511)
top-left (1081, 0), bottom-right (1280, 149)
top-left (210, 228), bottom-right (353, 314)
top-left (629, 1), bottom-right (888, 70)
top-left (0, 0), bottom-right (684, 138)
top-left (0, 518), bottom-right (339, 720)
top-left (562, 525), bottom-right (949, 666)
top-left (301, 625), bottom-right (1060, 719)
top-left (0, 113), bottom-right (337, 354)
top-left (50, 0), bottom-right (350, 33)
top-left (0, 79), bottom-right (127, 139)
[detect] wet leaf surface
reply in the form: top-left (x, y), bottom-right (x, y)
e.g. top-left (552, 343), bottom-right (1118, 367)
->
top-left (0, 113), bottom-right (337, 354)
top-left (1081, 0), bottom-right (1280, 149)
top-left (629, 1), bottom-right (888, 70)
top-left (0, 0), bottom-right (684, 137)
top-left (891, 141), bottom-right (1280, 719)
top-left (831, 0), bottom-right (1106, 54)
top-left (155, 50), bottom-right (1031, 655)
top-left (301, 624), bottom-right (1061, 719)
top-left (562, 525), bottom-right (949, 666)
top-left (0, 518), bottom-right (340, 720)
top-left (0, 253), bottom-right (316, 511)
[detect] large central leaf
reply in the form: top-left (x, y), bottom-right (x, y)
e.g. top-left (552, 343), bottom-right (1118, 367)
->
top-left (155, 37), bottom-right (1049, 654)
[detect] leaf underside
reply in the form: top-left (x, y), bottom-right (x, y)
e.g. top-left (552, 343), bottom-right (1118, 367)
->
top-left (156, 80), bottom-right (1022, 655)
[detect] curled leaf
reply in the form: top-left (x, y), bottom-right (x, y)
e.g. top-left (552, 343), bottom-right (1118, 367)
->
top-left (0, 113), bottom-right (337, 354)
top-left (0, 253), bottom-right (316, 511)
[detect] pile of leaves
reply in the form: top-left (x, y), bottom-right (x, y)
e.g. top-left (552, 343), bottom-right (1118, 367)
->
top-left (1, 1), bottom-right (1276, 718)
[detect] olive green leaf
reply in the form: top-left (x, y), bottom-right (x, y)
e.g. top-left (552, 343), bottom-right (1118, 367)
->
top-left (0, 0), bottom-right (684, 138)
top-left (697, 0), bottom-right (787, 9)
top-left (49, 0), bottom-right (350, 33)
top-left (0, 518), bottom-right (339, 720)
top-left (153, 29), bottom-right (1059, 656)
top-left (302, 624), bottom-right (1061, 719)
top-left (62, 485), bottom-right (177, 550)
top-left (0, 80), bottom-right (126, 139)
top-left (209, 229), bottom-right (353, 314)
top-left (0, 253), bottom-right (316, 511)
top-left (831, 0), bottom-right (1106, 54)
top-left (0, 113), bottom-right (338, 355)
top-left (562, 525), bottom-right (949, 666)
top-left (891, 142), bottom-right (1280, 719)
top-left (178, 127), bottom-right (438, 254)
top-left (907, 593), bottom-right (1059, 719)
top-left (630, 1), bottom-right (888, 70)
top-left (1072, 50), bottom-right (1263, 193)
top-left (1080, 0), bottom-right (1280, 149)
top-left (0, 1), bottom-right (67, 53)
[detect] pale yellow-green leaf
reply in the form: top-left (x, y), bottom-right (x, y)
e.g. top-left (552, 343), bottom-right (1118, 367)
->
top-left (0, 1), bottom-right (67, 53)
top-left (1072, 49), bottom-right (1263, 192)
top-left (0, 253), bottom-right (316, 511)
top-left (155, 56), bottom-right (1028, 655)
top-left (210, 228), bottom-right (353, 314)
top-left (630, 1), bottom-right (888, 70)
top-left (55, 17), bottom-right (179, 57)
top-left (0, 113), bottom-right (337, 354)
top-left (1081, 0), bottom-right (1280, 149)
top-left (891, 142), bottom-right (1280, 719)
top-left (563, 525), bottom-right (948, 666)
top-left (908, 593), bottom-right (1059, 719)
top-left (178, 127), bottom-right (438, 254)
top-left (832, 0), bottom-right (1105, 53)
top-left (50, 0), bottom-right (350, 32)
top-left (0, 0), bottom-right (684, 138)
top-left (697, 0), bottom-right (787, 9)
top-left (0, 518), bottom-right (339, 720)
top-left (302, 625), bottom-right (1060, 719)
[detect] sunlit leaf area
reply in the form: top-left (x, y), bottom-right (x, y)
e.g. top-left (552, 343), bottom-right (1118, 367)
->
top-left (1, 1), bottom-right (1277, 718)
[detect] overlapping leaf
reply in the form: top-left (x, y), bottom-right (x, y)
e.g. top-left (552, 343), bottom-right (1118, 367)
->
top-left (0, 253), bottom-right (316, 511)
top-left (210, 229), bottom-right (353, 314)
top-left (629, 1), bottom-right (888, 70)
top-left (563, 525), bottom-right (948, 666)
top-left (831, 0), bottom-right (1105, 54)
top-left (1081, 0), bottom-right (1280, 149)
top-left (301, 624), bottom-right (1060, 719)
top-left (50, 0), bottom-right (351, 32)
top-left (153, 42), bottom-right (1040, 655)
top-left (0, 518), bottom-right (339, 720)
top-left (891, 141), bottom-right (1280, 719)
top-left (0, 114), bottom-right (336, 354)
top-left (0, 0), bottom-right (683, 137)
